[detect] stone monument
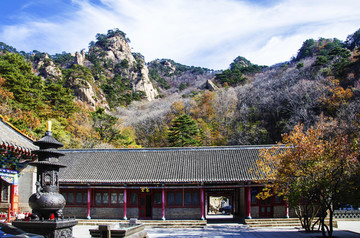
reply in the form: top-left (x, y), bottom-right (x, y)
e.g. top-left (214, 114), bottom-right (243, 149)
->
top-left (13, 121), bottom-right (78, 238)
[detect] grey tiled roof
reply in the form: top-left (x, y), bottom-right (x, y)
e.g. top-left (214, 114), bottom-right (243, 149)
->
top-left (59, 146), bottom-right (269, 184)
top-left (0, 117), bottom-right (38, 154)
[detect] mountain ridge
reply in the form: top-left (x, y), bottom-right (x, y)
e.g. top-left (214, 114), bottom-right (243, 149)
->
top-left (0, 27), bottom-right (359, 148)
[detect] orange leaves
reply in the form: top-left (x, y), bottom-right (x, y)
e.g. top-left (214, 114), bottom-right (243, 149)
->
top-left (0, 76), bottom-right (6, 87)
top-left (170, 100), bottom-right (185, 117)
top-left (255, 121), bottom-right (360, 203)
top-left (0, 76), bottom-right (14, 101)
top-left (321, 78), bottom-right (353, 115)
top-left (190, 90), bottom-right (215, 121)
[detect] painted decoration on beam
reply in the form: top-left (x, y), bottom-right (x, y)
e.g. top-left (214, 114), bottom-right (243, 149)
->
top-left (0, 168), bottom-right (19, 185)
top-left (0, 150), bottom-right (26, 171)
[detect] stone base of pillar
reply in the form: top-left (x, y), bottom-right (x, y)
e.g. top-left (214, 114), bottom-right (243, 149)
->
top-left (161, 217), bottom-right (165, 221)
top-left (123, 216), bottom-right (127, 220)
top-left (86, 216), bottom-right (91, 219)
top-left (13, 219), bottom-right (78, 238)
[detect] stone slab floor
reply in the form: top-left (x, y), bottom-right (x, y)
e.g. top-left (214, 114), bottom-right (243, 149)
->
top-left (73, 221), bottom-right (360, 238)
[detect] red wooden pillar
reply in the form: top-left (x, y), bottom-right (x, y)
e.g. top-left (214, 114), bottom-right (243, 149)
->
top-left (123, 188), bottom-right (127, 220)
top-left (87, 187), bottom-right (91, 219)
top-left (200, 188), bottom-right (205, 220)
top-left (245, 187), bottom-right (252, 219)
top-left (10, 184), bottom-right (19, 215)
top-left (161, 187), bottom-right (165, 220)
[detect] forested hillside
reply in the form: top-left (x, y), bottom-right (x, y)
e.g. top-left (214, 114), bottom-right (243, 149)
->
top-left (0, 28), bottom-right (359, 148)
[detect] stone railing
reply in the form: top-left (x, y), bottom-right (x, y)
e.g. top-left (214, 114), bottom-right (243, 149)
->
top-left (334, 210), bottom-right (360, 219)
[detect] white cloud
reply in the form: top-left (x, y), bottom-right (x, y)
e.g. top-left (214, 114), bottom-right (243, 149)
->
top-left (1, 0), bottom-right (360, 69)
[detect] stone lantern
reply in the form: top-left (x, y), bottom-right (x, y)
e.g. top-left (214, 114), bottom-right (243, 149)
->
top-left (13, 121), bottom-right (77, 238)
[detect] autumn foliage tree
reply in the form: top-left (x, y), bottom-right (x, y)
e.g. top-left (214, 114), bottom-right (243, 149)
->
top-left (255, 123), bottom-right (359, 237)
top-left (91, 107), bottom-right (138, 148)
top-left (321, 78), bottom-right (353, 116)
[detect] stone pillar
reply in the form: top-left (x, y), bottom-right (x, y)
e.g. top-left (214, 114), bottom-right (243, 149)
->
top-left (245, 187), bottom-right (252, 219)
top-left (123, 188), bottom-right (127, 220)
top-left (200, 188), bottom-right (205, 220)
top-left (87, 187), bottom-right (91, 219)
top-left (161, 187), bottom-right (165, 220)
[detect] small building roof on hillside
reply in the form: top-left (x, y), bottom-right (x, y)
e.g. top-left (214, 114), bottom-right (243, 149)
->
top-left (0, 116), bottom-right (38, 154)
top-left (58, 146), bottom-right (270, 185)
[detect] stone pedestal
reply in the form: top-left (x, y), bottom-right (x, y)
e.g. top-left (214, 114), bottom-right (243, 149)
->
top-left (13, 219), bottom-right (78, 238)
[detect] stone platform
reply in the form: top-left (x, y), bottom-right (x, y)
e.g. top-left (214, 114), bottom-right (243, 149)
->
top-left (77, 219), bottom-right (207, 228)
top-left (89, 223), bottom-right (147, 238)
top-left (13, 218), bottom-right (78, 238)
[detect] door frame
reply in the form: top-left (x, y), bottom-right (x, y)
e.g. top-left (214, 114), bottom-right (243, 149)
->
top-left (206, 190), bottom-right (234, 215)
top-left (139, 192), bottom-right (152, 219)
top-left (259, 196), bottom-right (273, 218)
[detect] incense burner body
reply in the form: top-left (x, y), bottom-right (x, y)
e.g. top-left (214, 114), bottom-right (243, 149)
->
top-left (29, 191), bottom-right (66, 219)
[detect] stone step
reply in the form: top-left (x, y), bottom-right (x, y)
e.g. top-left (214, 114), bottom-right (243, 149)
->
top-left (249, 223), bottom-right (301, 227)
top-left (246, 218), bottom-right (299, 222)
top-left (246, 219), bottom-right (301, 227)
top-left (245, 218), bottom-right (337, 228)
top-left (143, 223), bottom-right (205, 228)
top-left (247, 222), bottom-right (301, 226)
top-left (77, 219), bottom-right (207, 228)
top-left (77, 219), bottom-right (206, 224)
top-left (245, 218), bottom-right (299, 224)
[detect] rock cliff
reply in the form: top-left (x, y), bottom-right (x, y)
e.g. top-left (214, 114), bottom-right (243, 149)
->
top-left (31, 52), bottom-right (109, 109)
top-left (27, 29), bottom-right (217, 110)
top-left (73, 81), bottom-right (108, 109)
top-left (88, 32), bottom-right (158, 102)
top-left (33, 53), bottom-right (62, 82)
top-left (75, 50), bottom-right (86, 66)
top-left (34, 30), bottom-right (159, 109)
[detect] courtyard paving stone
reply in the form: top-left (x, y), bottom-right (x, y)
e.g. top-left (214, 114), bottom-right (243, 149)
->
top-left (73, 221), bottom-right (360, 238)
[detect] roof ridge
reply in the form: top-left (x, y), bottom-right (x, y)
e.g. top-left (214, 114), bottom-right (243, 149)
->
top-left (59, 145), bottom-right (276, 153)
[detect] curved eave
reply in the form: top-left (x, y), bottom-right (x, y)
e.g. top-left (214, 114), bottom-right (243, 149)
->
top-left (59, 178), bottom-right (255, 185)
top-left (0, 116), bottom-right (38, 155)
top-left (1, 142), bottom-right (37, 157)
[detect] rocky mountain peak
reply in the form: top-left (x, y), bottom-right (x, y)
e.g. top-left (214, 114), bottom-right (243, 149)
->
top-left (345, 28), bottom-right (360, 50)
top-left (75, 50), bottom-right (86, 66)
top-left (231, 56), bottom-right (252, 68)
top-left (104, 35), bottom-right (136, 66)
top-left (161, 60), bottom-right (176, 74)
top-left (87, 29), bottom-right (158, 102)
top-left (31, 52), bottom-right (62, 82)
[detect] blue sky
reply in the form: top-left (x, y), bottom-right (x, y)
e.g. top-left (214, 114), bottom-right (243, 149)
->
top-left (1, 0), bottom-right (360, 69)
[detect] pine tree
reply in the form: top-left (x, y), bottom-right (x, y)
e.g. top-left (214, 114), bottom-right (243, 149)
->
top-left (167, 114), bottom-right (202, 147)
top-left (0, 53), bottom-right (44, 110)
top-left (91, 108), bottom-right (119, 143)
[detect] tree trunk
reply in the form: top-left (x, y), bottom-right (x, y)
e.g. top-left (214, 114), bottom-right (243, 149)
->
top-left (321, 216), bottom-right (326, 237)
top-left (328, 209), bottom-right (333, 237)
